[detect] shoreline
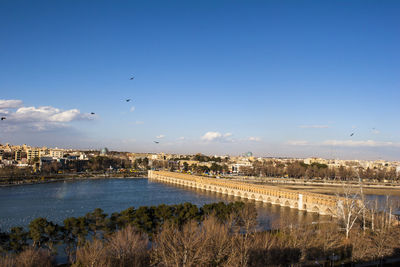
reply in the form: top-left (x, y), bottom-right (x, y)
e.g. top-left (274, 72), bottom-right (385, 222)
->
top-left (0, 173), bottom-right (147, 187)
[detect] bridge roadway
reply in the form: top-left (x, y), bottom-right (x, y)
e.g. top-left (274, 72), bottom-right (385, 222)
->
top-left (148, 170), bottom-right (340, 216)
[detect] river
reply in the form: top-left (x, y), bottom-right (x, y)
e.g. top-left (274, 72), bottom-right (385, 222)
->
top-left (0, 178), bottom-right (332, 231)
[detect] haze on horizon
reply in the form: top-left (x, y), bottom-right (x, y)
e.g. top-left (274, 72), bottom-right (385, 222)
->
top-left (0, 0), bottom-right (399, 161)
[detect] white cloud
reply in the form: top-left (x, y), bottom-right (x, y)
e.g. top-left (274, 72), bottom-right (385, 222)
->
top-left (0, 99), bottom-right (93, 132)
top-left (0, 99), bottom-right (23, 109)
top-left (156, 135), bottom-right (165, 139)
top-left (299, 125), bottom-right (330, 129)
top-left (201, 131), bottom-right (234, 142)
top-left (13, 106), bottom-right (87, 122)
top-left (130, 106), bottom-right (135, 112)
top-left (224, 132), bottom-right (232, 138)
top-left (134, 121), bottom-right (144, 125)
top-left (248, 136), bottom-right (261, 142)
top-left (178, 136), bottom-right (185, 140)
top-left (322, 140), bottom-right (400, 148)
top-left (286, 140), bottom-right (309, 146)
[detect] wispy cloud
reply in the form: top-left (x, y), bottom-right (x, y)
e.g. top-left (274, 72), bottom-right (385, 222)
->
top-left (134, 121), bottom-right (144, 125)
top-left (156, 134), bottom-right (165, 139)
top-left (177, 136), bottom-right (185, 140)
top-left (299, 125), bottom-right (330, 129)
top-left (286, 140), bottom-right (309, 146)
top-left (248, 136), bottom-right (261, 142)
top-left (130, 106), bottom-right (136, 112)
top-left (322, 140), bottom-right (400, 147)
top-left (201, 131), bottom-right (233, 142)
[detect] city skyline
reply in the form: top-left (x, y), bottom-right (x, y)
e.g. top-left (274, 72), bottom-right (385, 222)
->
top-left (1, 0), bottom-right (399, 160)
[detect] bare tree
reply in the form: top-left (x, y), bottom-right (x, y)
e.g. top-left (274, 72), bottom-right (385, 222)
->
top-left (202, 216), bottom-right (232, 266)
top-left (106, 225), bottom-right (149, 267)
top-left (15, 248), bottom-right (53, 267)
top-left (151, 221), bottom-right (208, 267)
top-left (226, 203), bottom-right (257, 267)
top-left (335, 185), bottom-right (365, 239)
top-left (75, 239), bottom-right (108, 267)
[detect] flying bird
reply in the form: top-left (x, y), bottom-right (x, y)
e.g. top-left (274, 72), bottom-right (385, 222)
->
top-left (125, 99), bottom-right (132, 102)
top-left (350, 133), bottom-right (354, 137)
top-left (90, 112), bottom-right (95, 115)
top-left (1, 117), bottom-right (6, 121)
top-left (154, 141), bottom-right (159, 144)
top-left (130, 76), bottom-right (135, 80)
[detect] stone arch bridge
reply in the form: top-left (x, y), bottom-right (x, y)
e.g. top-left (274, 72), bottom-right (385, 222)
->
top-left (148, 170), bottom-right (341, 216)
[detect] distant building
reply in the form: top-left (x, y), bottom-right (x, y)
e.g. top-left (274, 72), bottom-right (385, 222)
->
top-left (26, 148), bottom-right (41, 161)
top-left (100, 147), bottom-right (109, 155)
top-left (49, 149), bottom-right (64, 158)
top-left (245, 152), bottom-right (253, 157)
top-left (14, 149), bottom-right (22, 161)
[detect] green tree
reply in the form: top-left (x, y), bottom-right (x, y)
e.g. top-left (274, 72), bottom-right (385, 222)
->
top-left (183, 162), bottom-right (189, 172)
top-left (29, 217), bottom-right (60, 251)
top-left (85, 208), bottom-right (107, 239)
top-left (6, 227), bottom-right (28, 252)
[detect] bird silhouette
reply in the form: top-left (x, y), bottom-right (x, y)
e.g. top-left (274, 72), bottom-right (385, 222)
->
top-left (1, 117), bottom-right (6, 121)
top-left (350, 133), bottom-right (354, 137)
top-left (154, 141), bottom-right (159, 144)
top-left (130, 77), bottom-right (135, 80)
top-left (90, 112), bottom-right (95, 115)
top-left (126, 99), bottom-right (132, 102)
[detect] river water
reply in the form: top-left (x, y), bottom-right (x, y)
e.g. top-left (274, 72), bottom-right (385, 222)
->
top-left (0, 178), bottom-right (330, 231)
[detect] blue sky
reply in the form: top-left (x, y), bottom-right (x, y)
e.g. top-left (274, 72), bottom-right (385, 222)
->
top-left (1, 0), bottom-right (399, 160)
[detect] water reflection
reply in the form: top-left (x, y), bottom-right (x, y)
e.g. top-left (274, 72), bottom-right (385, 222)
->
top-left (154, 180), bottom-right (326, 229)
top-left (0, 178), bottom-right (329, 231)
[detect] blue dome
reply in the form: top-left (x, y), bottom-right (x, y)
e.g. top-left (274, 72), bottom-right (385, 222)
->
top-left (245, 151), bottom-right (253, 157)
top-left (100, 147), bottom-right (109, 155)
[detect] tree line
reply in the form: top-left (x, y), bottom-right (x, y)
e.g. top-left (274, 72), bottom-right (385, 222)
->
top-left (1, 198), bottom-right (400, 266)
top-left (0, 202), bottom-right (245, 258)
top-left (240, 160), bottom-right (400, 181)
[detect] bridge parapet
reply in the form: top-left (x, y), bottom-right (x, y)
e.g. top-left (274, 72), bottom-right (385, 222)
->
top-left (149, 170), bottom-right (342, 216)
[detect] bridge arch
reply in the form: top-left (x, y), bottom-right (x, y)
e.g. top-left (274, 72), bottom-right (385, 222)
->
top-left (149, 171), bottom-right (340, 217)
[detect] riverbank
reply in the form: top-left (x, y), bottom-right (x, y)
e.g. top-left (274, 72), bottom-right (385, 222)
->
top-left (0, 171), bottom-right (147, 187)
